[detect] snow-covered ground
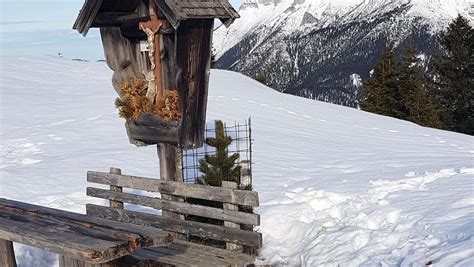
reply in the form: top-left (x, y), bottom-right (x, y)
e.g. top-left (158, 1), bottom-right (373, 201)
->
top-left (1, 56), bottom-right (473, 266)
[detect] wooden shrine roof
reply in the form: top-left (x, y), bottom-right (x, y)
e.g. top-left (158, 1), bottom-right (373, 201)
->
top-left (74, 0), bottom-right (239, 36)
top-left (157, 0), bottom-right (239, 28)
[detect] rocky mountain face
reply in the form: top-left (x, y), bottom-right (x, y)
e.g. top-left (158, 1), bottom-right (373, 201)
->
top-left (214, 0), bottom-right (473, 107)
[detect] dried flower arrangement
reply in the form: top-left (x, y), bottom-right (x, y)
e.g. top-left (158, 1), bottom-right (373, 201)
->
top-left (115, 78), bottom-right (181, 122)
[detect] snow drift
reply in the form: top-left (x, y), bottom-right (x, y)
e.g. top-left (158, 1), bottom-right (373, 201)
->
top-left (0, 57), bottom-right (473, 266)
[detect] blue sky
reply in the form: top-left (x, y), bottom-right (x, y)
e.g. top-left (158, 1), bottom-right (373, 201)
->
top-left (0, 0), bottom-right (245, 60)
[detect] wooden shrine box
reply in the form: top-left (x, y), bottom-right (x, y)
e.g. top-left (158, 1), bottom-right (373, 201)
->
top-left (73, 0), bottom-right (239, 148)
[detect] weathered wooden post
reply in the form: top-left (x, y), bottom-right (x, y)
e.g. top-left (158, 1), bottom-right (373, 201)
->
top-left (0, 239), bottom-right (16, 267)
top-left (108, 167), bottom-right (124, 209)
top-left (222, 181), bottom-right (243, 252)
top-left (157, 143), bottom-right (183, 219)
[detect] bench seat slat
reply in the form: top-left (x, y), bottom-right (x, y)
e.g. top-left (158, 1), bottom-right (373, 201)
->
top-left (0, 198), bottom-right (172, 263)
top-left (147, 246), bottom-right (232, 266)
top-left (134, 249), bottom-right (193, 266)
top-left (0, 198), bottom-right (171, 246)
top-left (87, 171), bottom-right (259, 207)
top-left (171, 239), bottom-right (252, 262)
top-left (0, 217), bottom-right (126, 263)
top-left (165, 243), bottom-right (247, 264)
top-left (0, 206), bottom-right (141, 245)
top-left (87, 187), bottom-right (260, 226)
top-left (133, 240), bottom-right (253, 267)
top-left (87, 204), bottom-right (262, 248)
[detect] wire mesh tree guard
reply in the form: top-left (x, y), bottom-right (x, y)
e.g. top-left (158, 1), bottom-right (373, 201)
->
top-left (182, 118), bottom-right (253, 188)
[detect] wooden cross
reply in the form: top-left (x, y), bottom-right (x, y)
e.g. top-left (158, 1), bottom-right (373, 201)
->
top-left (139, 1), bottom-right (169, 104)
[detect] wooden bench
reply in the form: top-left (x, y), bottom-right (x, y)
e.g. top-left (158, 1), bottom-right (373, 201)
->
top-left (86, 168), bottom-right (262, 266)
top-left (0, 198), bottom-right (172, 267)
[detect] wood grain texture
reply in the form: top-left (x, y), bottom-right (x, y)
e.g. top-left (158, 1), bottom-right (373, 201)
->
top-left (87, 187), bottom-right (259, 226)
top-left (58, 256), bottom-right (97, 267)
top-left (99, 27), bottom-right (148, 96)
top-left (175, 19), bottom-right (213, 148)
top-left (87, 171), bottom-right (259, 207)
top-left (73, 0), bottom-right (104, 36)
top-left (58, 255), bottom-right (138, 267)
top-left (109, 168), bottom-right (124, 210)
top-left (222, 181), bottom-right (243, 252)
top-left (133, 239), bottom-right (253, 267)
top-left (86, 204), bottom-right (262, 248)
top-left (157, 144), bottom-right (186, 241)
top-left (0, 238), bottom-right (16, 267)
top-left (160, 33), bottom-right (177, 93)
top-left (0, 216), bottom-right (122, 263)
top-left (126, 114), bottom-right (179, 145)
top-left (0, 199), bottom-right (171, 264)
top-left (0, 199), bottom-right (171, 246)
top-left (157, 144), bottom-right (184, 220)
top-left (155, 0), bottom-right (239, 29)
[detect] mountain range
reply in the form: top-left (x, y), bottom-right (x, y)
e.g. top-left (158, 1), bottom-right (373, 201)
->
top-left (214, 0), bottom-right (474, 107)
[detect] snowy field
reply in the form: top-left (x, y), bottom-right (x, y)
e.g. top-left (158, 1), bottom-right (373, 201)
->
top-left (0, 56), bottom-right (473, 266)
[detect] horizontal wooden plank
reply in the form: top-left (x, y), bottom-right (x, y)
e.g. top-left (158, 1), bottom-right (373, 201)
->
top-left (133, 239), bottom-right (253, 266)
top-left (87, 171), bottom-right (259, 207)
top-left (126, 115), bottom-right (180, 145)
top-left (87, 187), bottom-right (260, 226)
top-left (166, 241), bottom-right (252, 264)
top-left (1, 207), bottom-right (141, 244)
top-left (156, 246), bottom-right (230, 265)
top-left (87, 204), bottom-right (262, 248)
top-left (134, 248), bottom-right (191, 266)
top-left (1, 200), bottom-right (141, 243)
top-left (146, 246), bottom-right (231, 266)
top-left (0, 217), bottom-right (125, 263)
top-left (171, 239), bottom-right (253, 262)
top-left (0, 198), bottom-right (172, 263)
top-left (0, 198), bottom-right (171, 246)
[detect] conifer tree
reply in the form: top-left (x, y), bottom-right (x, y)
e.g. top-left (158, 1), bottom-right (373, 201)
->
top-left (429, 15), bottom-right (474, 135)
top-left (199, 120), bottom-right (241, 187)
top-left (360, 42), bottom-right (402, 118)
top-left (255, 74), bottom-right (268, 86)
top-left (398, 40), bottom-right (443, 128)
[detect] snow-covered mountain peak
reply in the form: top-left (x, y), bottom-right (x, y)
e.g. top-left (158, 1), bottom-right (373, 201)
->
top-left (240, 0), bottom-right (473, 10)
top-left (214, 0), bottom-right (472, 107)
top-left (218, 0), bottom-right (472, 54)
top-left (240, 0), bottom-right (359, 11)
top-left (237, 0), bottom-right (472, 22)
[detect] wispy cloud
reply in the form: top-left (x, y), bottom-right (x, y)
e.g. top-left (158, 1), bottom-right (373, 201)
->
top-left (0, 21), bottom-right (44, 25)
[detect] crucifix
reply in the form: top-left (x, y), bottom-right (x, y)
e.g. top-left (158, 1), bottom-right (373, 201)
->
top-left (139, 1), bottom-right (167, 105)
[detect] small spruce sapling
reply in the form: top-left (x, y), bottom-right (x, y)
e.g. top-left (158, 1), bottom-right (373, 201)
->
top-left (199, 120), bottom-right (241, 187)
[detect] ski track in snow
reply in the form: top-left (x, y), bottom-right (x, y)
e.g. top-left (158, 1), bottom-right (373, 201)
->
top-left (1, 57), bottom-right (473, 266)
top-left (1, 139), bottom-right (44, 169)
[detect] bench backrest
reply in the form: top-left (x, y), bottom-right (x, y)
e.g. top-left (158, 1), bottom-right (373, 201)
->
top-left (86, 169), bottom-right (262, 250)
